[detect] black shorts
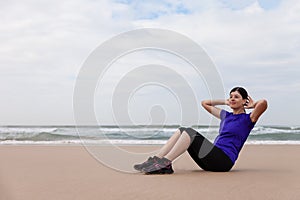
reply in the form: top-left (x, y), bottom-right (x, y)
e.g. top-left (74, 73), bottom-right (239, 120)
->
top-left (179, 127), bottom-right (234, 172)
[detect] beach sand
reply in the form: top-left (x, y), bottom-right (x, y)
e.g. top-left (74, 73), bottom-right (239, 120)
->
top-left (1, 145), bottom-right (299, 200)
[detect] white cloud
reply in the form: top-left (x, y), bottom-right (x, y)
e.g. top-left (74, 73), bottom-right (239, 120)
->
top-left (0, 0), bottom-right (299, 125)
top-left (132, 0), bottom-right (300, 88)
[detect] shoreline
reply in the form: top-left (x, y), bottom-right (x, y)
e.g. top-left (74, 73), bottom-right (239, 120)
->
top-left (1, 125), bottom-right (299, 146)
top-left (1, 141), bottom-right (300, 145)
top-left (1, 145), bottom-right (300, 200)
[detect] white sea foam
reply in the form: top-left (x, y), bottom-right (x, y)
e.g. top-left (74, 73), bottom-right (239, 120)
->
top-left (0, 126), bottom-right (300, 145)
top-left (1, 139), bottom-right (300, 145)
top-left (246, 140), bottom-right (300, 145)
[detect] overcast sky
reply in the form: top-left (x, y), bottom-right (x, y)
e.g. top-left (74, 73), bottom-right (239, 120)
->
top-left (0, 0), bottom-right (299, 126)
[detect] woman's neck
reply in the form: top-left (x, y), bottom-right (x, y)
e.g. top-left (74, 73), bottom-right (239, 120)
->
top-left (232, 108), bottom-right (245, 114)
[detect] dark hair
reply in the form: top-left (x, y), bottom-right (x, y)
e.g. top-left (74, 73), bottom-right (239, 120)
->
top-left (230, 87), bottom-right (248, 99)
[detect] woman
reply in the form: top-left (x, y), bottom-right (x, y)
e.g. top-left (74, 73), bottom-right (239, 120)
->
top-left (134, 87), bottom-right (268, 174)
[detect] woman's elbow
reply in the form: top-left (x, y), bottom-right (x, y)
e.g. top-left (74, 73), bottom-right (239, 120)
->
top-left (261, 99), bottom-right (268, 110)
top-left (201, 100), bottom-right (208, 107)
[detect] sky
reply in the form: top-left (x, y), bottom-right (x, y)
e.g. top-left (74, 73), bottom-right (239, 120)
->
top-left (0, 0), bottom-right (299, 126)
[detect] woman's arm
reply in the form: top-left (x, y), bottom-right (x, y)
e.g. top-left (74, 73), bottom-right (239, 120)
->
top-left (245, 96), bottom-right (268, 123)
top-left (201, 99), bottom-right (229, 119)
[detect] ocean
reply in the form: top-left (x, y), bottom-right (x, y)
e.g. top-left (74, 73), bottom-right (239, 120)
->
top-left (1, 125), bottom-right (300, 145)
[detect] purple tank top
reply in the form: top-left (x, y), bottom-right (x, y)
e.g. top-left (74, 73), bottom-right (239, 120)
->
top-left (214, 109), bottom-right (255, 163)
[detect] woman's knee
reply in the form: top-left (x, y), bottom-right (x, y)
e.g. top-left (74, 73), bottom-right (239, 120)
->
top-left (178, 127), bottom-right (197, 135)
top-left (185, 127), bottom-right (196, 133)
top-left (178, 127), bottom-right (187, 134)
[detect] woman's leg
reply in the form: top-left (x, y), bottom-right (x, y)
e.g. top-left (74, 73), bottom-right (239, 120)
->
top-left (156, 128), bottom-right (185, 158)
top-left (142, 127), bottom-right (234, 174)
top-left (142, 127), bottom-right (190, 174)
top-left (163, 131), bottom-right (191, 161)
top-left (134, 127), bottom-right (185, 172)
top-left (186, 128), bottom-right (234, 172)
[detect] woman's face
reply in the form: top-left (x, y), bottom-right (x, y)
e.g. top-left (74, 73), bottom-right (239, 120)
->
top-left (229, 91), bottom-right (247, 109)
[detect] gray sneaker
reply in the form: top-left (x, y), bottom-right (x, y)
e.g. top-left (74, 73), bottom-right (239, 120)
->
top-left (142, 157), bottom-right (174, 175)
top-left (133, 156), bottom-right (160, 172)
